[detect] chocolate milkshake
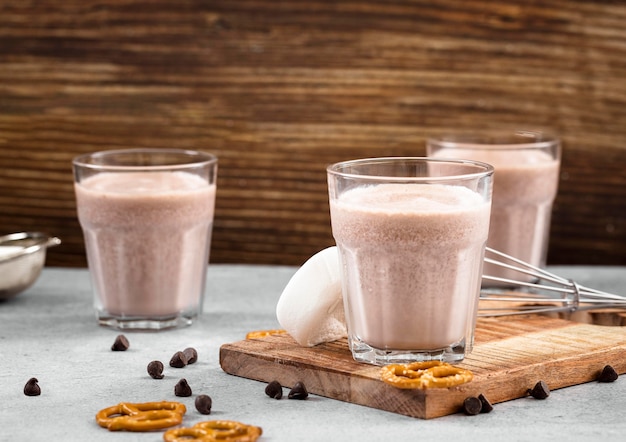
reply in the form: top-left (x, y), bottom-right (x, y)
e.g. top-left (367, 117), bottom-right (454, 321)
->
top-left (328, 158), bottom-right (492, 364)
top-left (74, 149), bottom-right (217, 330)
top-left (428, 133), bottom-right (560, 286)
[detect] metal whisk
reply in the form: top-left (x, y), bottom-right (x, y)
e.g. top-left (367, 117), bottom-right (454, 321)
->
top-left (478, 247), bottom-right (626, 317)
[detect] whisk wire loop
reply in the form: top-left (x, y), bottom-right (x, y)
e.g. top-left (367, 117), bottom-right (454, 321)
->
top-left (479, 247), bottom-right (625, 317)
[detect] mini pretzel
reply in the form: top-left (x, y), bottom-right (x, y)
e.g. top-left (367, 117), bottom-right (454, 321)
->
top-left (96, 401), bottom-right (186, 432)
top-left (419, 363), bottom-right (474, 388)
top-left (245, 329), bottom-right (287, 339)
top-left (163, 420), bottom-right (263, 442)
top-left (381, 361), bottom-right (473, 389)
top-left (380, 361), bottom-right (442, 389)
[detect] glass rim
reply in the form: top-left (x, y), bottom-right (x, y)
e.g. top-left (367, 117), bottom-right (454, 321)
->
top-left (327, 156), bottom-right (494, 182)
top-left (72, 148), bottom-right (217, 172)
top-left (427, 129), bottom-right (560, 151)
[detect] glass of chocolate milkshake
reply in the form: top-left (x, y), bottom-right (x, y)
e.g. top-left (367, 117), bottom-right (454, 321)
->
top-left (73, 149), bottom-right (218, 330)
top-left (327, 157), bottom-right (493, 365)
top-left (427, 130), bottom-right (560, 288)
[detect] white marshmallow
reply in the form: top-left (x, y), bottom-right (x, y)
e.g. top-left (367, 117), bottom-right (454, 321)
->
top-left (276, 246), bottom-right (346, 347)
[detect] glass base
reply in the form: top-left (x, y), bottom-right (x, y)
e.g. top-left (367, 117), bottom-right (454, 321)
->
top-left (97, 311), bottom-right (196, 331)
top-left (348, 335), bottom-right (468, 366)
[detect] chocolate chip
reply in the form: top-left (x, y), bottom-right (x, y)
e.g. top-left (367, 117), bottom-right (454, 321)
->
top-left (170, 351), bottom-right (188, 368)
top-left (528, 380), bottom-right (550, 399)
top-left (24, 378), bottom-right (41, 396)
top-left (147, 360), bottom-right (164, 379)
top-left (598, 365), bottom-right (618, 383)
top-left (183, 347), bottom-right (198, 364)
top-left (288, 381), bottom-right (308, 400)
top-left (111, 334), bottom-right (129, 351)
top-left (462, 396), bottom-right (482, 415)
top-left (195, 394), bottom-right (212, 414)
top-left (478, 393), bottom-right (493, 413)
top-left (265, 380), bottom-right (283, 399)
top-left (174, 378), bottom-right (192, 397)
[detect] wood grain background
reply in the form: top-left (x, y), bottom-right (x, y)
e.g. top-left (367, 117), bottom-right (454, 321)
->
top-left (0, 0), bottom-right (624, 267)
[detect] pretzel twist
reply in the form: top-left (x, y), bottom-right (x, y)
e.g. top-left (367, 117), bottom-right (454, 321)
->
top-left (245, 329), bottom-right (287, 339)
top-left (163, 420), bottom-right (263, 442)
top-left (381, 361), bottom-right (473, 389)
top-left (96, 401), bottom-right (186, 432)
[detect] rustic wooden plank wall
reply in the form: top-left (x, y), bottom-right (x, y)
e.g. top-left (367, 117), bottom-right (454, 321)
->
top-left (0, 0), bottom-right (624, 267)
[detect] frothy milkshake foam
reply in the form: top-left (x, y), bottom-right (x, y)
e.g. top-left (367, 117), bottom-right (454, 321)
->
top-left (330, 183), bottom-right (490, 351)
top-left (75, 171), bottom-right (216, 318)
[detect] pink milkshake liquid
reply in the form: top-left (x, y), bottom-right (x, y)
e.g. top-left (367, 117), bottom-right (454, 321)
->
top-left (73, 149), bottom-right (217, 330)
top-left (328, 158), bottom-right (493, 365)
top-left (427, 132), bottom-right (560, 287)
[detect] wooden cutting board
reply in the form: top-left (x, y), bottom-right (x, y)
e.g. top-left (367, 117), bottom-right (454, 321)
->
top-left (219, 314), bottom-right (626, 419)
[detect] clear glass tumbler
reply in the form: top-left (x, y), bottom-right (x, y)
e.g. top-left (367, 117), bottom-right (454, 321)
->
top-left (73, 149), bottom-right (218, 330)
top-left (427, 130), bottom-right (560, 288)
top-left (327, 157), bottom-right (493, 365)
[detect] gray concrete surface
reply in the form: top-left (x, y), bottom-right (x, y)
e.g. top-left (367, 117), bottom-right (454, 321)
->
top-left (1, 264), bottom-right (626, 441)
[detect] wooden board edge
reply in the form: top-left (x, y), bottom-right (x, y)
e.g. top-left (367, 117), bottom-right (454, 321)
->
top-left (219, 339), bottom-right (626, 419)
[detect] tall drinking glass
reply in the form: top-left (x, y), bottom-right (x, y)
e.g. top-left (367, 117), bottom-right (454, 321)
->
top-left (73, 149), bottom-right (218, 330)
top-left (427, 131), bottom-right (560, 287)
top-left (327, 157), bottom-right (493, 365)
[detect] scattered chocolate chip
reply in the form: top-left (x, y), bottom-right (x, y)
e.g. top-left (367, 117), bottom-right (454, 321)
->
top-left (195, 394), bottom-right (212, 414)
top-left (265, 380), bottom-right (283, 399)
top-left (462, 396), bottom-right (482, 415)
top-left (24, 378), bottom-right (41, 396)
top-left (174, 378), bottom-right (192, 397)
top-left (183, 347), bottom-right (198, 364)
top-left (111, 334), bottom-right (130, 351)
top-left (147, 360), bottom-right (164, 379)
top-left (528, 380), bottom-right (550, 399)
top-left (598, 365), bottom-right (618, 383)
top-left (288, 381), bottom-right (308, 400)
top-left (478, 393), bottom-right (493, 413)
top-left (170, 351), bottom-right (188, 368)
